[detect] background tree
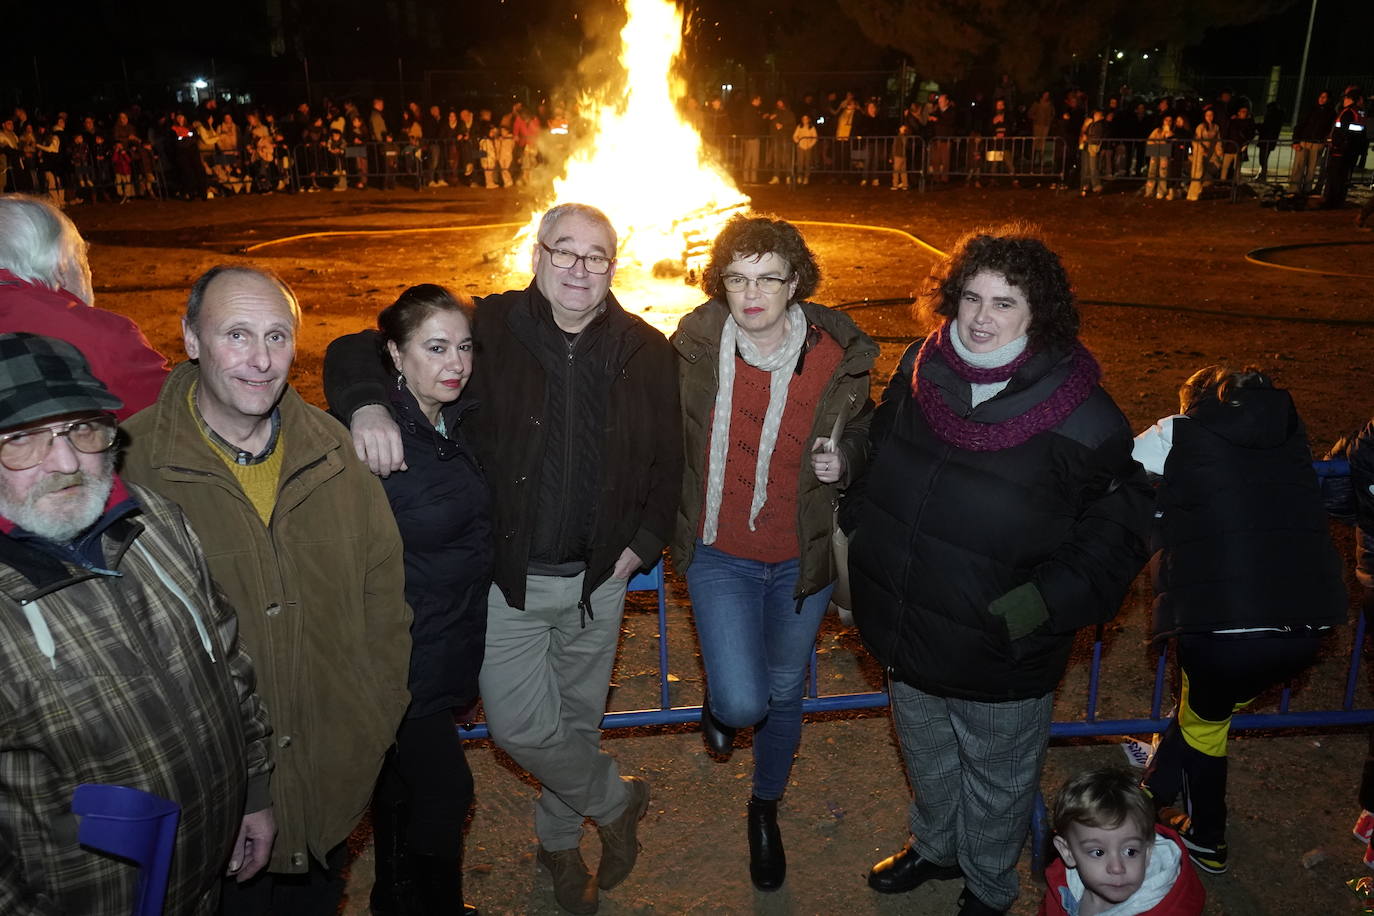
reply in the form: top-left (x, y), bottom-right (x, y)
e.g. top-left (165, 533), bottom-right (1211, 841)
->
top-left (836, 0), bottom-right (1296, 90)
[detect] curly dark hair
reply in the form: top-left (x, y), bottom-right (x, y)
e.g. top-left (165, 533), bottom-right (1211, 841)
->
top-left (701, 213), bottom-right (820, 304)
top-left (916, 224), bottom-right (1079, 353)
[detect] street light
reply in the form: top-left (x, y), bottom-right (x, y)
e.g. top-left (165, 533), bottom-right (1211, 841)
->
top-left (1292, 0), bottom-right (1318, 126)
top-left (193, 78), bottom-right (208, 89)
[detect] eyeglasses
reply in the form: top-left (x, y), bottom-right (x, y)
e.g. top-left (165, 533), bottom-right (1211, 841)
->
top-left (538, 242), bottom-right (615, 275)
top-left (0, 416), bottom-right (118, 471)
top-left (721, 274), bottom-right (792, 295)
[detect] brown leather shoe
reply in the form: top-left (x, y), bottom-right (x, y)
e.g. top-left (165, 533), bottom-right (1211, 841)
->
top-left (536, 845), bottom-right (598, 914)
top-left (595, 776), bottom-right (650, 890)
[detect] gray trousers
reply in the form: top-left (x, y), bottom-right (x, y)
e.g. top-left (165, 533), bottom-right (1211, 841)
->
top-left (890, 680), bottom-right (1054, 910)
top-left (479, 572), bottom-right (632, 850)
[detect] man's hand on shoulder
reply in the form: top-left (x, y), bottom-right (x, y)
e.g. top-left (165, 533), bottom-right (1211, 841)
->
top-left (351, 404), bottom-right (406, 477)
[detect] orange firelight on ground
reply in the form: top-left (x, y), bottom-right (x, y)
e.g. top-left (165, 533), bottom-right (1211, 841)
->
top-left (510, 0), bottom-right (750, 333)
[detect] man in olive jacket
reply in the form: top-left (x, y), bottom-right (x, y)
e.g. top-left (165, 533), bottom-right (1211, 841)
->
top-left (122, 265), bottom-right (412, 916)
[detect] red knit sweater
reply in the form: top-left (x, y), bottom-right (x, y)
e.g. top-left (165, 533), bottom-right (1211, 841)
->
top-left (703, 335), bottom-right (842, 562)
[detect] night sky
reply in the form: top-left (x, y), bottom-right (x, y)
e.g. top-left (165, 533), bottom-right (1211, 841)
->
top-left (4, 0), bottom-right (1369, 110)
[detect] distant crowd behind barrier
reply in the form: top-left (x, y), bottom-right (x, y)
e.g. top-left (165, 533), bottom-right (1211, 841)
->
top-left (0, 81), bottom-right (1366, 206)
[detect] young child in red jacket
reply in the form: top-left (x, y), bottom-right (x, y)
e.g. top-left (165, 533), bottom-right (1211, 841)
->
top-left (1042, 768), bottom-right (1204, 916)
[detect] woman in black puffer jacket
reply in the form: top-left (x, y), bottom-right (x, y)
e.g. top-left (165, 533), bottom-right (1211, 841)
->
top-left (366, 284), bottom-right (491, 916)
top-left (845, 227), bottom-right (1152, 916)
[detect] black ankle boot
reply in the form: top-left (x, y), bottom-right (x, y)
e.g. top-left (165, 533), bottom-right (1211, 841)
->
top-left (747, 796), bottom-right (785, 891)
top-left (701, 690), bottom-right (736, 758)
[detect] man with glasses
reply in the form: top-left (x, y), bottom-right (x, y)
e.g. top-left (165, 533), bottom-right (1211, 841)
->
top-left (324, 202), bottom-right (682, 914)
top-left (120, 266), bottom-right (412, 916)
top-left (0, 332), bottom-right (274, 914)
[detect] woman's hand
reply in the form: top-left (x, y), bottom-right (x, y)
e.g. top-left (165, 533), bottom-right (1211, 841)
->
top-left (811, 437), bottom-right (846, 484)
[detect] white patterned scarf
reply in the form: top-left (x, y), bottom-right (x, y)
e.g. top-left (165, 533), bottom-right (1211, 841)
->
top-left (702, 305), bottom-right (809, 544)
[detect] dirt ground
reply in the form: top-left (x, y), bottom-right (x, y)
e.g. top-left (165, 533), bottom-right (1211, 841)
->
top-left (64, 180), bottom-right (1374, 915)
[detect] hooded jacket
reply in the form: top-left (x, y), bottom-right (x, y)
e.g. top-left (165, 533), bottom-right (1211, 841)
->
top-left (1147, 386), bottom-right (1346, 638)
top-left (121, 362), bottom-right (411, 874)
top-left (670, 299), bottom-right (876, 598)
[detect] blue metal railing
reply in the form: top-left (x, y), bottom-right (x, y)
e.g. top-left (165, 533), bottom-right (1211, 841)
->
top-left (459, 460), bottom-right (1373, 870)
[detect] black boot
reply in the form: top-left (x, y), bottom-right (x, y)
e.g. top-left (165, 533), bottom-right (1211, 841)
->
top-left (747, 796), bottom-right (785, 891)
top-left (369, 799), bottom-right (419, 916)
top-left (413, 853), bottom-right (479, 914)
top-left (701, 690), bottom-right (736, 758)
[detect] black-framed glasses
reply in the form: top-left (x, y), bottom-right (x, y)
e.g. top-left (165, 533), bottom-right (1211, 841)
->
top-left (721, 274), bottom-right (792, 295)
top-left (538, 242), bottom-right (615, 275)
top-left (0, 415), bottom-right (118, 471)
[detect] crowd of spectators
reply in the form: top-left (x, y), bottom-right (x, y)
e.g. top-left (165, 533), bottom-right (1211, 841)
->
top-left (0, 96), bottom-right (571, 204)
top-left (0, 79), bottom-right (1365, 207)
top-left (689, 82), bottom-right (1368, 203)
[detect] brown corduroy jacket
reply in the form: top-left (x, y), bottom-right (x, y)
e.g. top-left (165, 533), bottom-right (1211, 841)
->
top-left (122, 362), bottom-right (411, 874)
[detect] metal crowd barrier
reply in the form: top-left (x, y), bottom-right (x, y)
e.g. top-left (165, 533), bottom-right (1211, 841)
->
top-left (708, 134), bottom-right (1073, 190)
top-left (290, 139), bottom-right (508, 192)
top-left (0, 153), bottom-right (170, 202)
top-left (703, 132), bottom-right (1342, 201)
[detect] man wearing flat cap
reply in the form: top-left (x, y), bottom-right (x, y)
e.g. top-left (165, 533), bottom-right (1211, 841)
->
top-left (0, 332), bottom-right (274, 915)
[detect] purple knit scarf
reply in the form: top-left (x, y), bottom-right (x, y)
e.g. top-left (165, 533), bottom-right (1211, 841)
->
top-left (912, 321), bottom-right (1101, 452)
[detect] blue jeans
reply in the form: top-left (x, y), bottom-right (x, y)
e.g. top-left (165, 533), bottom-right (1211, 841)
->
top-left (686, 541), bottom-right (833, 800)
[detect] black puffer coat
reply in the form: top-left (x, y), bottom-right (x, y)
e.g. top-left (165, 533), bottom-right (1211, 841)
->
top-left (847, 340), bottom-right (1152, 702)
top-left (1151, 387), bottom-right (1346, 638)
top-left (382, 388), bottom-right (492, 716)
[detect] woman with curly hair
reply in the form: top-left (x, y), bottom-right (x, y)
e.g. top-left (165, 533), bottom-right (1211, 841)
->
top-left (671, 213), bottom-right (877, 891)
top-left (846, 226), bottom-right (1152, 915)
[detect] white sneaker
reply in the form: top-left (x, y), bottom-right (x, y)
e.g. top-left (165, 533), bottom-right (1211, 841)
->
top-left (436, 179), bottom-right (448, 187)
top-left (768, 176), bottom-right (780, 184)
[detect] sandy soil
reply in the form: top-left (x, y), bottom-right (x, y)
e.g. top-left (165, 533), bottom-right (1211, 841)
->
top-left (64, 180), bottom-right (1374, 915)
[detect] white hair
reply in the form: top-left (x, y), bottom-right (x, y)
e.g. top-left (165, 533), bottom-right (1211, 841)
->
top-left (0, 195), bottom-right (95, 306)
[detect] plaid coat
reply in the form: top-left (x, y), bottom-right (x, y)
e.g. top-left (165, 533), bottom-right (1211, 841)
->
top-left (0, 482), bottom-right (272, 915)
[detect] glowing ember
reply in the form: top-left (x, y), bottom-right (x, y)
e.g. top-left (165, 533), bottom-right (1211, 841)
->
top-left (511, 0), bottom-right (750, 333)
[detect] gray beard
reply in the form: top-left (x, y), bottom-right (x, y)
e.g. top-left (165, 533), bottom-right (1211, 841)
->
top-left (0, 457), bottom-right (116, 544)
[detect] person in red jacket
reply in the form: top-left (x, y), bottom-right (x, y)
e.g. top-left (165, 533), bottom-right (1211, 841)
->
top-left (1042, 768), bottom-right (1204, 916)
top-left (0, 194), bottom-right (168, 418)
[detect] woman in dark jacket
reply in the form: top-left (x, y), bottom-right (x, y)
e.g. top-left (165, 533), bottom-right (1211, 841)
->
top-left (671, 214), bottom-right (876, 892)
top-left (367, 284), bottom-right (490, 916)
top-left (1134, 365), bottom-right (1345, 876)
top-left (847, 227), bottom-right (1151, 916)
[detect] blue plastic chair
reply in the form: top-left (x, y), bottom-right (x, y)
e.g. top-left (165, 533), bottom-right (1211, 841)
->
top-left (72, 783), bottom-right (181, 916)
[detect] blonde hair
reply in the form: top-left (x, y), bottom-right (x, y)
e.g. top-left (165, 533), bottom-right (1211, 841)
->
top-left (1053, 768), bottom-right (1154, 838)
